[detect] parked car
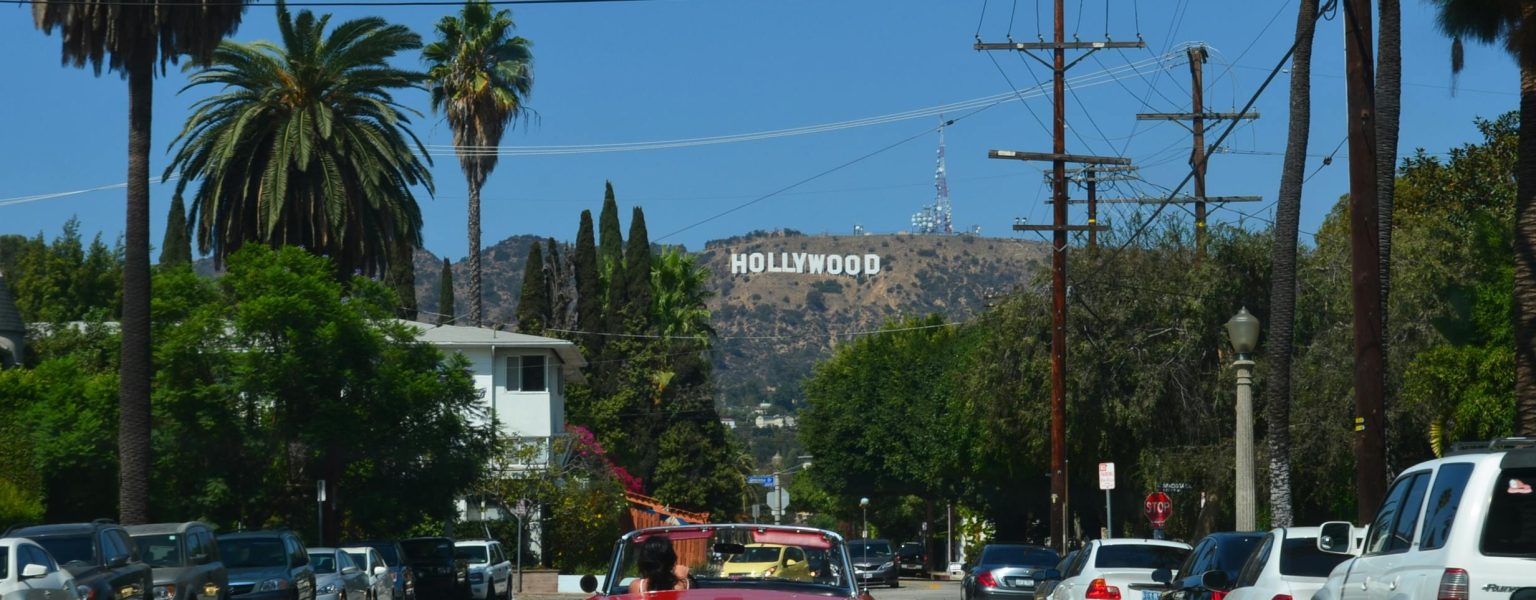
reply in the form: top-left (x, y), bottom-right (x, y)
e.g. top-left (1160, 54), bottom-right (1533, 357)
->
top-left (1034, 538), bottom-right (1191, 600)
top-left (397, 539), bottom-right (465, 600)
top-left (304, 549), bottom-right (366, 600)
top-left (0, 536), bottom-right (81, 600)
top-left (898, 542), bottom-right (928, 577)
top-left (339, 542), bottom-right (409, 600)
top-left (7, 521), bottom-right (153, 600)
top-left (1033, 551), bottom-right (1078, 600)
top-left (126, 522), bottom-right (227, 600)
top-left (1150, 532), bottom-right (1266, 600)
top-left (575, 523), bottom-right (860, 596)
top-left (719, 544), bottom-right (812, 580)
top-left (215, 530), bottom-right (315, 600)
top-left (961, 543), bottom-right (1060, 600)
top-left (1222, 527), bottom-right (1364, 600)
top-left (450, 541), bottom-right (508, 600)
top-left (1312, 438), bottom-right (1536, 600)
top-left (847, 539), bottom-right (899, 588)
top-left (338, 548), bottom-right (390, 600)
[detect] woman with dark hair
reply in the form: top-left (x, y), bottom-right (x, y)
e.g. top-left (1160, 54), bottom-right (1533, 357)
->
top-left (632, 536), bottom-right (690, 594)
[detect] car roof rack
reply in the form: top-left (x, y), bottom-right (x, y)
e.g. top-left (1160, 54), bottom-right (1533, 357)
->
top-left (1448, 437), bottom-right (1536, 455)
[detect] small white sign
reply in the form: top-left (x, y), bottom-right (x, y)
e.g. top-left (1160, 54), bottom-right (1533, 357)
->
top-left (1098, 462), bottom-right (1115, 490)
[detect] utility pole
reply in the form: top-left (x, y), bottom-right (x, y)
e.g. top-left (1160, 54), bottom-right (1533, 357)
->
top-left (1062, 166), bottom-right (1138, 249)
top-left (1135, 45), bottom-right (1261, 251)
top-left (1343, 0), bottom-right (1386, 523)
top-left (976, 0), bottom-right (1141, 553)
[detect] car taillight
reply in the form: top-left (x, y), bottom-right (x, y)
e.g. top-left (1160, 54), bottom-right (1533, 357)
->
top-left (1438, 568), bottom-right (1469, 600)
top-left (1086, 578), bottom-right (1121, 600)
top-left (977, 571), bottom-right (998, 588)
top-left (1212, 591), bottom-right (1227, 600)
top-left (1271, 595), bottom-right (1292, 600)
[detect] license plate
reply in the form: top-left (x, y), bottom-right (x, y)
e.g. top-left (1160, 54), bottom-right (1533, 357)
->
top-left (1143, 591), bottom-right (1160, 600)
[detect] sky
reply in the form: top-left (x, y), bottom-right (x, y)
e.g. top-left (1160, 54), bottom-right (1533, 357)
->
top-left (0, 0), bottom-right (1524, 263)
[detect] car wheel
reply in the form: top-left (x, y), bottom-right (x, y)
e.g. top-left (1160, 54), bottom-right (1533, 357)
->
top-left (486, 582), bottom-right (495, 600)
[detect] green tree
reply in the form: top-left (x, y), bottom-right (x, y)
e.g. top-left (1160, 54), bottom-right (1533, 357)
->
top-left (598, 183), bottom-right (626, 320)
top-left (159, 194), bottom-right (193, 268)
top-left (390, 245), bottom-right (418, 320)
top-left (623, 207), bottom-right (653, 332)
top-left (0, 221), bottom-right (122, 324)
top-left (31, 0), bottom-right (247, 526)
top-left (651, 249), bottom-right (714, 341)
top-left (517, 242), bottom-right (548, 332)
top-left (423, 0), bottom-right (534, 327)
top-left (439, 258), bottom-right (457, 325)
top-left (573, 211), bottom-right (601, 349)
top-left (165, 2), bottom-right (431, 278)
top-left (1431, 0), bottom-right (1536, 436)
top-left (546, 238), bottom-right (571, 330)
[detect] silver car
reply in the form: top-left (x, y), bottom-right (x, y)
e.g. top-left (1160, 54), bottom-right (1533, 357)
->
top-left (306, 549), bottom-right (369, 600)
top-left (339, 548), bottom-right (391, 600)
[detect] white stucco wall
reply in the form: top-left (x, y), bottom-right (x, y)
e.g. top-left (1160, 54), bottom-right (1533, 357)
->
top-left (446, 347), bottom-right (566, 443)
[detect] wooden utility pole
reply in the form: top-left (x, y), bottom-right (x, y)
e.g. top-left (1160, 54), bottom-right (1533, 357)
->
top-left (1135, 45), bottom-right (1260, 251)
top-left (1062, 166), bottom-right (1139, 249)
top-left (976, 0), bottom-right (1141, 552)
top-left (1344, 0), bottom-right (1386, 523)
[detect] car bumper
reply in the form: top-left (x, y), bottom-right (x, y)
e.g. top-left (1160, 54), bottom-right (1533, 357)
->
top-left (973, 587), bottom-right (1040, 600)
top-left (230, 591), bottom-right (294, 600)
top-left (413, 577), bottom-right (461, 598)
top-left (854, 569), bottom-right (898, 583)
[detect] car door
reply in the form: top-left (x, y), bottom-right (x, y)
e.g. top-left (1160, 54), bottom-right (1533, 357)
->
top-left (20, 543), bottom-right (63, 600)
top-left (1055, 542), bottom-right (1095, 600)
top-left (1343, 471), bottom-right (1430, 600)
top-left (488, 545), bottom-right (507, 590)
top-left (101, 529), bottom-right (142, 600)
top-left (1222, 533), bottom-right (1273, 600)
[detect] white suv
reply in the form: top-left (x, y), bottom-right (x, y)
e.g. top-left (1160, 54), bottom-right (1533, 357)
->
top-left (453, 540), bottom-right (512, 600)
top-left (1311, 438), bottom-right (1536, 600)
top-left (1038, 538), bottom-right (1192, 600)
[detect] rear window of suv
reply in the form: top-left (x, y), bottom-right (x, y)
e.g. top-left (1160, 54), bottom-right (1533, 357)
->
top-left (1278, 537), bottom-right (1352, 577)
top-left (1481, 467), bottom-right (1536, 557)
top-left (1094, 545), bottom-right (1188, 570)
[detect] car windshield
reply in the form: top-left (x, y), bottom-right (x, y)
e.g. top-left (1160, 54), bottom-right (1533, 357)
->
top-left (134, 534), bottom-right (184, 568)
top-left (980, 546), bottom-right (1059, 567)
top-left (0, 547), bottom-right (8, 579)
top-left (346, 552), bottom-right (369, 569)
top-left (402, 540), bottom-right (455, 561)
top-left (456, 547), bottom-right (489, 564)
top-left (608, 527), bottom-right (854, 595)
top-left (1277, 537), bottom-right (1351, 577)
top-left (312, 552), bottom-right (338, 574)
top-left (899, 544), bottom-right (923, 557)
top-left (1481, 467), bottom-right (1536, 557)
top-left (1094, 545), bottom-right (1188, 570)
top-left (219, 538), bottom-right (287, 568)
top-left (847, 541), bottom-right (892, 556)
top-left (35, 536), bottom-right (95, 567)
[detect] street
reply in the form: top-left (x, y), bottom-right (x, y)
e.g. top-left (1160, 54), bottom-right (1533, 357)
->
top-left (867, 578), bottom-right (960, 600)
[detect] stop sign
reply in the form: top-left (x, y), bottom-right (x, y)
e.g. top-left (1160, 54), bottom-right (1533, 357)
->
top-left (1145, 492), bottom-right (1173, 528)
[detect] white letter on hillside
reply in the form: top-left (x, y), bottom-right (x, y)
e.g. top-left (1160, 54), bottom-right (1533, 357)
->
top-left (749, 253), bottom-right (765, 273)
top-left (793, 253), bottom-right (807, 273)
top-left (827, 254), bottom-right (844, 275)
top-left (844, 255), bottom-right (861, 275)
top-left (731, 253), bottom-right (747, 274)
top-left (865, 254), bottom-right (881, 275)
top-left (808, 254), bottom-right (826, 274)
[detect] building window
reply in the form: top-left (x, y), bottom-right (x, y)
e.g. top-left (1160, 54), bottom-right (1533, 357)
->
top-left (508, 355), bottom-right (547, 392)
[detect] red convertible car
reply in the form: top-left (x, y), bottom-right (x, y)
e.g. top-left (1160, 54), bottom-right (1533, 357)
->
top-left (578, 525), bottom-right (874, 600)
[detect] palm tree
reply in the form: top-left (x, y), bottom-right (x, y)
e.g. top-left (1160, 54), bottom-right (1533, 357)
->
top-left (651, 248), bottom-right (714, 342)
top-left (1262, 0), bottom-right (1320, 528)
top-left (423, 0), bottom-right (534, 327)
top-left (32, 0), bottom-right (249, 525)
top-left (1432, 0), bottom-right (1536, 437)
top-left (165, 2), bottom-right (432, 278)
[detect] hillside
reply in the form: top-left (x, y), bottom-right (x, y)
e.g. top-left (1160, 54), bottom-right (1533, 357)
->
top-left (411, 231), bottom-right (1049, 412)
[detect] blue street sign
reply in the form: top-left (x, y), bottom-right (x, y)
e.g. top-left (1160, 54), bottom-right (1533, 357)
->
top-left (747, 475), bottom-right (777, 488)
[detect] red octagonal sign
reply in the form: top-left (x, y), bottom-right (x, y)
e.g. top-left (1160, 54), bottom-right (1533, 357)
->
top-left (1144, 492), bottom-right (1173, 528)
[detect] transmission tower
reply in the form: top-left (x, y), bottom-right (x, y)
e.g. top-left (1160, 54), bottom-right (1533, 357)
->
top-left (935, 117), bottom-right (954, 234)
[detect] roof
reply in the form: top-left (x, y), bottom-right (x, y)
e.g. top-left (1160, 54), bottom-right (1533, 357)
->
top-left (397, 320), bottom-right (587, 381)
top-left (125, 522), bottom-right (209, 536)
top-left (0, 272), bottom-right (24, 335)
top-left (8, 523), bottom-right (102, 537)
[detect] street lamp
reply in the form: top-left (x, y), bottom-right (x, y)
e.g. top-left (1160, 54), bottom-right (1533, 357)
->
top-left (1225, 307), bottom-right (1260, 531)
top-left (859, 497), bottom-right (870, 539)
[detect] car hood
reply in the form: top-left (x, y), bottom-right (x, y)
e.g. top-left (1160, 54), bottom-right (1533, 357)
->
top-left (148, 566), bottom-right (198, 584)
top-left (849, 554), bottom-right (893, 565)
top-left (228, 567), bottom-right (289, 583)
top-left (315, 574), bottom-right (343, 587)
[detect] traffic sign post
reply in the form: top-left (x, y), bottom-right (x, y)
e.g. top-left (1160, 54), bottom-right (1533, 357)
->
top-left (1098, 463), bottom-right (1115, 538)
top-left (747, 475), bottom-right (777, 488)
top-left (1144, 492), bottom-right (1172, 539)
top-left (766, 487), bottom-right (791, 524)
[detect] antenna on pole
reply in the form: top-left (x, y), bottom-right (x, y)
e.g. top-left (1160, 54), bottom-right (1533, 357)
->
top-left (935, 116), bottom-right (953, 234)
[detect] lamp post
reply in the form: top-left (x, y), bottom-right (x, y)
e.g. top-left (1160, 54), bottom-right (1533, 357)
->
top-left (1225, 307), bottom-right (1260, 531)
top-left (859, 497), bottom-right (870, 539)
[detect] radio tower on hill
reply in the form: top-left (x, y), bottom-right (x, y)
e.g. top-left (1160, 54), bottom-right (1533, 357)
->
top-left (912, 117), bottom-right (955, 234)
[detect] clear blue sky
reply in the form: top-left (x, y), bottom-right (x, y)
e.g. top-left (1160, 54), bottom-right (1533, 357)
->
top-left (0, 0), bottom-right (1522, 261)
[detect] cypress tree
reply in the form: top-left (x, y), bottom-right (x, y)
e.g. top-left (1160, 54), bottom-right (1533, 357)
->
top-left (624, 206), bottom-right (654, 332)
top-left (598, 181), bottom-right (625, 289)
top-left (545, 237), bottom-right (567, 329)
top-left (158, 193), bottom-right (193, 267)
top-left (437, 258), bottom-right (456, 325)
top-left (574, 211), bottom-right (602, 347)
top-left (389, 245), bottom-right (418, 320)
top-left (517, 243), bottom-right (549, 332)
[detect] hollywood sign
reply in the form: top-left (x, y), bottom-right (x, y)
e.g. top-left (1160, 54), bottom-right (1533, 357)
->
top-left (729, 252), bottom-right (882, 276)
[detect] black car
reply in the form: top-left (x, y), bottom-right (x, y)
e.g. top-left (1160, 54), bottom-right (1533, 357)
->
top-left (846, 539), bottom-right (898, 589)
top-left (342, 540), bottom-right (414, 600)
top-left (1153, 532), bottom-right (1266, 600)
top-left (897, 542), bottom-right (927, 577)
top-left (399, 538), bottom-right (467, 600)
top-left (7, 521), bottom-right (154, 600)
top-left (126, 522), bottom-right (228, 600)
top-left (961, 544), bottom-right (1059, 600)
top-left (216, 530), bottom-right (316, 600)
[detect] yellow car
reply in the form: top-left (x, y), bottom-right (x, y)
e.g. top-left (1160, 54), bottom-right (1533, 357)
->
top-left (720, 544), bottom-right (812, 579)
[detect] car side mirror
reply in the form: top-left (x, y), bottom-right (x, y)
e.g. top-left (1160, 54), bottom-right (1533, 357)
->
top-left (108, 555), bottom-right (129, 569)
top-left (22, 563), bottom-right (48, 579)
top-left (1151, 568), bottom-right (1173, 584)
top-left (1032, 568), bottom-right (1062, 582)
top-left (191, 554), bottom-right (210, 565)
top-left (374, 566), bottom-right (387, 577)
top-left (1200, 570), bottom-right (1231, 591)
top-left (344, 566), bottom-right (360, 575)
top-left (579, 575), bottom-right (598, 594)
top-left (1317, 521), bottom-right (1355, 555)
top-left (786, 559), bottom-right (799, 566)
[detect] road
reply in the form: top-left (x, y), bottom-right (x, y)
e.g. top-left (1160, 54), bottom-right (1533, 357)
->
top-left (867, 578), bottom-right (960, 600)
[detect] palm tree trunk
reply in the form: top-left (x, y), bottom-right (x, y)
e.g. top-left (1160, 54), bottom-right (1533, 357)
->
top-left (1515, 14), bottom-right (1536, 437)
top-left (119, 50), bottom-right (154, 526)
top-left (1375, 0), bottom-right (1400, 475)
top-left (468, 169), bottom-right (483, 327)
top-left (1262, 0), bottom-right (1318, 529)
